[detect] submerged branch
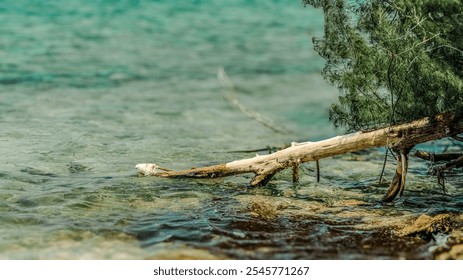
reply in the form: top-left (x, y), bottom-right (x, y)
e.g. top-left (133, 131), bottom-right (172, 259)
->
top-left (412, 150), bottom-right (463, 196)
top-left (217, 67), bottom-right (290, 134)
top-left (413, 150), bottom-right (463, 162)
top-left (137, 114), bottom-right (463, 201)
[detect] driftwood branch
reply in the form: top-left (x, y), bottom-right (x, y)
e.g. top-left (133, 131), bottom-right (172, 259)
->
top-left (382, 147), bottom-right (412, 202)
top-left (137, 114), bottom-right (463, 201)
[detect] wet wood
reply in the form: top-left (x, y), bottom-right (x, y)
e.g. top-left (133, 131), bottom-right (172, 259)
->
top-left (382, 147), bottom-right (412, 202)
top-left (413, 149), bottom-right (463, 188)
top-left (413, 150), bottom-right (463, 162)
top-left (137, 113), bottom-right (463, 201)
top-left (411, 150), bottom-right (463, 196)
top-left (292, 162), bottom-right (299, 183)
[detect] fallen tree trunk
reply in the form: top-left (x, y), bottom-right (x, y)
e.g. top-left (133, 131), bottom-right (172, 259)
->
top-left (137, 113), bottom-right (463, 202)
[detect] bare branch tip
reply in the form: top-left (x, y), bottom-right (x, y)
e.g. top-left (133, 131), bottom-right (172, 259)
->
top-left (136, 163), bottom-right (161, 176)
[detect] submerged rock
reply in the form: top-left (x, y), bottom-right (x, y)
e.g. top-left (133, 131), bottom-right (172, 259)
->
top-left (397, 214), bottom-right (453, 237)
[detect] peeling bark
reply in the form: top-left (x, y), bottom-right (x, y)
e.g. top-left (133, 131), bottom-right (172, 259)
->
top-left (137, 114), bottom-right (463, 201)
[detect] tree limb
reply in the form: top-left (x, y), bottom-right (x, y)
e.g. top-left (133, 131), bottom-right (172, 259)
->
top-left (382, 146), bottom-right (413, 202)
top-left (137, 113), bottom-right (463, 200)
top-left (413, 150), bottom-right (463, 162)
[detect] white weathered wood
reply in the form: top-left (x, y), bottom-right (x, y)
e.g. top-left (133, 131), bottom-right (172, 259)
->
top-left (136, 114), bottom-right (463, 201)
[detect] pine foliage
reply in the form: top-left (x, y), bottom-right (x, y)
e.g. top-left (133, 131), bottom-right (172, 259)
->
top-left (303, 0), bottom-right (463, 131)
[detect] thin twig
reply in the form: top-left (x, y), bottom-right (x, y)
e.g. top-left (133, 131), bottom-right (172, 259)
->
top-left (429, 44), bottom-right (463, 56)
top-left (388, 147), bottom-right (397, 161)
top-left (292, 162), bottom-right (299, 183)
top-left (227, 143), bottom-right (293, 154)
top-left (397, 33), bottom-right (440, 56)
top-left (379, 147), bottom-right (389, 183)
top-left (217, 67), bottom-right (290, 134)
top-left (437, 170), bottom-right (446, 195)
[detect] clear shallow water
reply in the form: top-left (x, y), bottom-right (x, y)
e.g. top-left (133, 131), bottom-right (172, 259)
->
top-left (1, 0), bottom-right (463, 259)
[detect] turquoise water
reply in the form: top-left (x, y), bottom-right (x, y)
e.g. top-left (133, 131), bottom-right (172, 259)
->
top-left (1, 0), bottom-right (462, 259)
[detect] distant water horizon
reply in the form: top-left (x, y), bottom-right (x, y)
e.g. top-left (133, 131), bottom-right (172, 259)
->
top-left (1, 0), bottom-right (326, 88)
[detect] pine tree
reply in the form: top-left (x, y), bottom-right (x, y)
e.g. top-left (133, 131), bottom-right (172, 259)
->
top-left (303, 0), bottom-right (463, 131)
top-left (303, 0), bottom-right (463, 201)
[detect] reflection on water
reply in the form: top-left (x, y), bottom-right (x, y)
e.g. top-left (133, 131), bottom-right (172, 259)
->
top-left (1, 0), bottom-right (463, 259)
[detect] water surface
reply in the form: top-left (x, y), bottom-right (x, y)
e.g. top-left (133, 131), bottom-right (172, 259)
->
top-left (1, 0), bottom-right (462, 259)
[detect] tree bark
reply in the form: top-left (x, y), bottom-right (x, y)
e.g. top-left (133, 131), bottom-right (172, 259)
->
top-left (137, 113), bottom-right (463, 201)
top-left (413, 150), bottom-right (463, 162)
top-left (382, 147), bottom-right (412, 202)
